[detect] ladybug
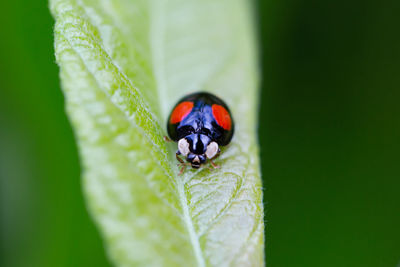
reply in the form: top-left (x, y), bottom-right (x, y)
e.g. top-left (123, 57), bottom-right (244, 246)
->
top-left (167, 92), bottom-right (234, 171)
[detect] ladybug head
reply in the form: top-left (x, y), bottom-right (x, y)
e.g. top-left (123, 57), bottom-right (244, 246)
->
top-left (178, 134), bottom-right (219, 169)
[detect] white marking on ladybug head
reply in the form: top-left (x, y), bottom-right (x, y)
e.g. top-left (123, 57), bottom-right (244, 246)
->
top-left (205, 141), bottom-right (219, 159)
top-left (193, 156), bottom-right (200, 163)
top-left (178, 138), bottom-right (190, 156)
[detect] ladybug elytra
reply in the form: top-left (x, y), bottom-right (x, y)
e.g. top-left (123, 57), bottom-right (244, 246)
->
top-left (167, 92), bottom-right (234, 171)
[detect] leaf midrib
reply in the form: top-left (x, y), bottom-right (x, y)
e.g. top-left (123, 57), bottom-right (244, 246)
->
top-left (150, 1), bottom-right (207, 266)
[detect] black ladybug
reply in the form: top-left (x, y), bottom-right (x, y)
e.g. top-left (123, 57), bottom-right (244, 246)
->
top-left (167, 92), bottom-right (234, 171)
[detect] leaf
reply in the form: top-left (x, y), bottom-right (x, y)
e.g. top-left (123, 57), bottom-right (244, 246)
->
top-left (50, 0), bottom-right (264, 266)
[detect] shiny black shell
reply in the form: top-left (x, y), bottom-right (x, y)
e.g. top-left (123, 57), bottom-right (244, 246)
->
top-left (167, 92), bottom-right (234, 146)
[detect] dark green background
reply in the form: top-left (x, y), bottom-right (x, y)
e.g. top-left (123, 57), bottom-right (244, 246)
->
top-left (0, 1), bottom-right (399, 266)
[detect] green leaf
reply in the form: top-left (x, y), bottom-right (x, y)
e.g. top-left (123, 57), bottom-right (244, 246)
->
top-left (50, 0), bottom-right (264, 266)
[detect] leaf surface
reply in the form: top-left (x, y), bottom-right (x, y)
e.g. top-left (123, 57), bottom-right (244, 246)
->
top-left (50, 0), bottom-right (264, 266)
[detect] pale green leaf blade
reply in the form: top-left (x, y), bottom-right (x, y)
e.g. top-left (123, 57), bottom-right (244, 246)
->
top-left (50, 0), bottom-right (264, 266)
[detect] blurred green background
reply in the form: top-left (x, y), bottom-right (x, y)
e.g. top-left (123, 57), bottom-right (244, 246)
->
top-left (0, 1), bottom-right (399, 267)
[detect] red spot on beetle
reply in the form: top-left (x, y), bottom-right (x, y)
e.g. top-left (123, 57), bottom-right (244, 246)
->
top-left (170, 101), bottom-right (194, 124)
top-left (212, 104), bottom-right (231, 130)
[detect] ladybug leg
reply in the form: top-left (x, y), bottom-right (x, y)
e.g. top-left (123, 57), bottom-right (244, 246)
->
top-left (209, 149), bottom-right (221, 169)
top-left (176, 151), bottom-right (189, 175)
top-left (176, 151), bottom-right (185, 164)
top-left (164, 136), bottom-right (172, 142)
top-left (178, 165), bottom-right (186, 176)
top-left (210, 160), bottom-right (220, 169)
top-left (177, 162), bottom-right (191, 175)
